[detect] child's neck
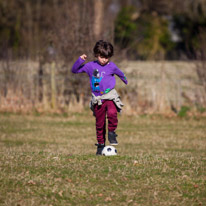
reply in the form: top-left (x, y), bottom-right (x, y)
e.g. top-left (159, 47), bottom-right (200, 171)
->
top-left (97, 60), bottom-right (110, 66)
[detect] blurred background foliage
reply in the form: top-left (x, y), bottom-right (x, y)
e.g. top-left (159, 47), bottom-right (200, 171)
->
top-left (0, 0), bottom-right (206, 61)
top-left (115, 7), bottom-right (175, 60)
top-left (114, 0), bottom-right (206, 60)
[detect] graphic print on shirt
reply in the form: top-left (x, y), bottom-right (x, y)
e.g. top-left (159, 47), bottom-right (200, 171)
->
top-left (92, 69), bottom-right (102, 92)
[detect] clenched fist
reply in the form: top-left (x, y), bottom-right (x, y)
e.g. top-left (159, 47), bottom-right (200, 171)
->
top-left (80, 54), bottom-right (87, 60)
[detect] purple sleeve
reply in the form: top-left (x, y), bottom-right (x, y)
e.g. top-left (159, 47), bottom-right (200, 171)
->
top-left (113, 64), bottom-right (128, 85)
top-left (71, 57), bottom-right (88, 73)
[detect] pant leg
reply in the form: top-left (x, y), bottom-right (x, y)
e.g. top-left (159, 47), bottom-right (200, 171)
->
top-left (94, 102), bottom-right (106, 144)
top-left (106, 101), bottom-right (118, 132)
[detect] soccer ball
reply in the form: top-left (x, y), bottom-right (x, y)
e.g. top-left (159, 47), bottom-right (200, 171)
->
top-left (102, 146), bottom-right (117, 156)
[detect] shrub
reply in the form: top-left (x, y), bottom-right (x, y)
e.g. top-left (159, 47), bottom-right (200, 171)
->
top-left (178, 106), bottom-right (190, 117)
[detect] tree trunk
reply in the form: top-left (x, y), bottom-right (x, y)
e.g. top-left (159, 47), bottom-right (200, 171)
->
top-left (25, 1), bottom-right (33, 59)
top-left (94, 0), bottom-right (104, 40)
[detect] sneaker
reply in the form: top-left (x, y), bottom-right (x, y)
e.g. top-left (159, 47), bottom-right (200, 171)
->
top-left (108, 131), bottom-right (118, 145)
top-left (95, 143), bottom-right (105, 155)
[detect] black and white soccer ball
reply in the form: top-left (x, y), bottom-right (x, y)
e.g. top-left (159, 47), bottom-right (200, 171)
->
top-left (102, 146), bottom-right (117, 156)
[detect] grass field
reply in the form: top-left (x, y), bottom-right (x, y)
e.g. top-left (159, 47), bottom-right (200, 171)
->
top-left (0, 112), bottom-right (206, 206)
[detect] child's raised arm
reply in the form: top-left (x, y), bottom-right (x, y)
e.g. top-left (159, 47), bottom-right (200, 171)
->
top-left (71, 54), bottom-right (88, 74)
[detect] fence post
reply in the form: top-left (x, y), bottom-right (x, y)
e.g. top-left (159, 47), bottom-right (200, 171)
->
top-left (51, 61), bottom-right (56, 109)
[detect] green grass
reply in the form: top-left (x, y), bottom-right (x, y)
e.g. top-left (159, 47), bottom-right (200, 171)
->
top-left (0, 112), bottom-right (206, 206)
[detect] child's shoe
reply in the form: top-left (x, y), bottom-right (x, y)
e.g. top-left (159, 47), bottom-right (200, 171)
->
top-left (108, 131), bottom-right (118, 145)
top-left (95, 143), bottom-right (105, 155)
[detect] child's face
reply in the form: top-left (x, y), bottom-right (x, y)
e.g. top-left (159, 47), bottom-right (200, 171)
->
top-left (97, 55), bottom-right (109, 66)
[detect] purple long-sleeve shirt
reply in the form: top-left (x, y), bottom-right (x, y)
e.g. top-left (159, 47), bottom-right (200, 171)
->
top-left (72, 57), bottom-right (128, 96)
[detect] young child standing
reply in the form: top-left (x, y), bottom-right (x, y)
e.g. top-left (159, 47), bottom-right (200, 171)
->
top-left (71, 40), bottom-right (128, 155)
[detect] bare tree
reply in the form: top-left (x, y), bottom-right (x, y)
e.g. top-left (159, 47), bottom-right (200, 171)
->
top-left (94, 0), bottom-right (104, 40)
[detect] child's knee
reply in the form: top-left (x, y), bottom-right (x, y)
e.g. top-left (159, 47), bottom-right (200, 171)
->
top-left (107, 109), bottom-right (117, 119)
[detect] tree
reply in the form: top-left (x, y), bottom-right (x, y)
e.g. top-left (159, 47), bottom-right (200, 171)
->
top-left (114, 5), bottom-right (174, 60)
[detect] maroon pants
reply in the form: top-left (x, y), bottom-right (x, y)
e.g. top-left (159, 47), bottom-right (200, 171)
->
top-left (94, 100), bottom-right (118, 144)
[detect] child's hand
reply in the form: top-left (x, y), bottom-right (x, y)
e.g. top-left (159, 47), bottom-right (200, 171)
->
top-left (80, 54), bottom-right (87, 60)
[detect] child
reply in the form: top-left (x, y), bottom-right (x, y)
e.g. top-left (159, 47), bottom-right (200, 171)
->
top-left (71, 40), bottom-right (128, 155)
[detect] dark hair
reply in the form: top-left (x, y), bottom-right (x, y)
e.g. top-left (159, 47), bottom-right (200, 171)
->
top-left (93, 40), bottom-right (114, 58)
